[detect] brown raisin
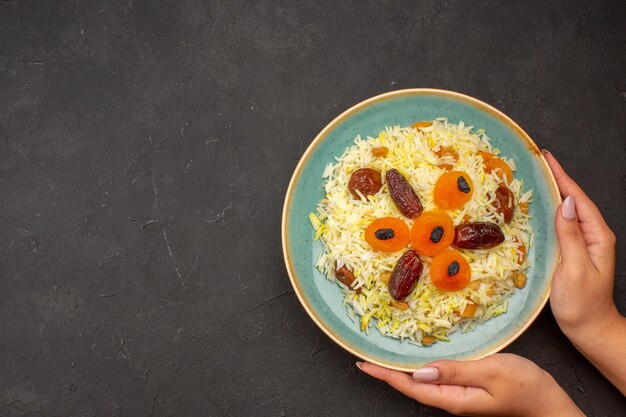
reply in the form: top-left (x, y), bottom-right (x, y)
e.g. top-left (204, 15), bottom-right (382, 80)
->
top-left (348, 168), bottom-right (382, 199)
top-left (335, 265), bottom-right (356, 289)
top-left (492, 185), bottom-right (515, 223)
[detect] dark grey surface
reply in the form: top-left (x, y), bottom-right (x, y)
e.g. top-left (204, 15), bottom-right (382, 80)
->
top-left (1, 0), bottom-right (625, 416)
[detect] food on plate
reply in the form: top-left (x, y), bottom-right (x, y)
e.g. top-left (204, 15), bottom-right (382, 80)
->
top-left (388, 250), bottom-right (423, 300)
top-left (335, 264), bottom-right (357, 289)
top-left (412, 121), bottom-right (433, 129)
top-left (364, 217), bottom-right (410, 253)
top-left (512, 271), bottom-right (527, 289)
top-left (371, 147), bottom-right (389, 157)
top-left (348, 168), bottom-right (382, 199)
top-left (435, 146), bottom-right (459, 170)
top-left (429, 250), bottom-right (472, 291)
top-left (433, 171), bottom-right (474, 209)
top-left (453, 222), bottom-right (505, 249)
top-left (480, 151), bottom-right (513, 183)
top-left (513, 237), bottom-right (527, 264)
top-left (386, 169), bottom-right (424, 218)
top-left (492, 185), bottom-right (515, 223)
top-left (309, 118), bottom-right (533, 345)
top-left (409, 210), bottom-right (455, 257)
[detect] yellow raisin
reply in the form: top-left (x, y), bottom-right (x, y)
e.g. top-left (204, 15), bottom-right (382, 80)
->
top-left (462, 302), bottom-right (477, 318)
top-left (519, 202), bottom-right (529, 214)
top-left (513, 272), bottom-right (527, 289)
top-left (371, 147), bottom-right (389, 157)
top-left (468, 280), bottom-right (481, 291)
top-left (412, 121), bottom-right (433, 129)
top-left (391, 300), bottom-right (409, 310)
top-left (422, 335), bottom-right (437, 345)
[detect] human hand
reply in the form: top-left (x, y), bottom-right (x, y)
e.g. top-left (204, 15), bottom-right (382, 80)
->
top-left (543, 151), bottom-right (619, 339)
top-left (357, 354), bottom-right (583, 416)
top-left (544, 151), bottom-right (626, 394)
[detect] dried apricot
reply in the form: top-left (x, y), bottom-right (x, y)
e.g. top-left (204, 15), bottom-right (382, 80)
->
top-left (480, 151), bottom-right (513, 183)
top-left (410, 210), bottom-right (454, 257)
top-left (364, 217), bottom-right (410, 252)
top-left (433, 171), bottom-right (474, 209)
top-left (429, 250), bottom-right (471, 292)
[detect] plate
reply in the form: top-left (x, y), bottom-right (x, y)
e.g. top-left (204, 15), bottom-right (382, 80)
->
top-left (282, 89), bottom-right (560, 371)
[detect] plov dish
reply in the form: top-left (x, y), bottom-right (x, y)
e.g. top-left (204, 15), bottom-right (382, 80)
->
top-left (309, 118), bottom-right (533, 345)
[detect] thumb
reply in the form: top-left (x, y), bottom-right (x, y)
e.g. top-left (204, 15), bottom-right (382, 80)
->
top-left (555, 196), bottom-right (591, 266)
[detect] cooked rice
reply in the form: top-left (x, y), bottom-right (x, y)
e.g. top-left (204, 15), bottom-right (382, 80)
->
top-left (310, 118), bottom-right (533, 345)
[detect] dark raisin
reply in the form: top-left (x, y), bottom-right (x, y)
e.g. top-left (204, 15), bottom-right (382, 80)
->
top-left (375, 228), bottom-right (395, 240)
top-left (448, 261), bottom-right (460, 276)
top-left (430, 226), bottom-right (444, 243)
top-left (457, 175), bottom-right (471, 193)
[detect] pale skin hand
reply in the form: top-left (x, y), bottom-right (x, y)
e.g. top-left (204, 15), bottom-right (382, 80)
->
top-left (358, 354), bottom-right (583, 417)
top-left (544, 151), bottom-right (626, 395)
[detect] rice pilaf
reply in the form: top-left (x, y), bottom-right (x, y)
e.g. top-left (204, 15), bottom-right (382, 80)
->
top-left (310, 118), bottom-right (533, 345)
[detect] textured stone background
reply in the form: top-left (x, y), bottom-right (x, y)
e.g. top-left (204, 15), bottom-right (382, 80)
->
top-left (1, 1), bottom-right (624, 416)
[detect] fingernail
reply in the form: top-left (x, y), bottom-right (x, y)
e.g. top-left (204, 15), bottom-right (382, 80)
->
top-left (541, 149), bottom-right (550, 156)
top-left (562, 196), bottom-right (576, 220)
top-left (355, 362), bottom-right (364, 371)
top-left (412, 367), bottom-right (439, 382)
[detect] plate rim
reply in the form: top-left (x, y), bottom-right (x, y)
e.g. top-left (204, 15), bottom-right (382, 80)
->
top-left (281, 88), bottom-right (561, 371)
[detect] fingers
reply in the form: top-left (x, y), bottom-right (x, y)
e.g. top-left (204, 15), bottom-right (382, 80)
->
top-left (554, 196), bottom-right (592, 267)
top-left (421, 359), bottom-right (498, 389)
top-left (358, 362), bottom-right (490, 413)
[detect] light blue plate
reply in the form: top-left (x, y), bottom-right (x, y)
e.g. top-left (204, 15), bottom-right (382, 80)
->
top-left (282, 89), bottom-right (561, 371)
